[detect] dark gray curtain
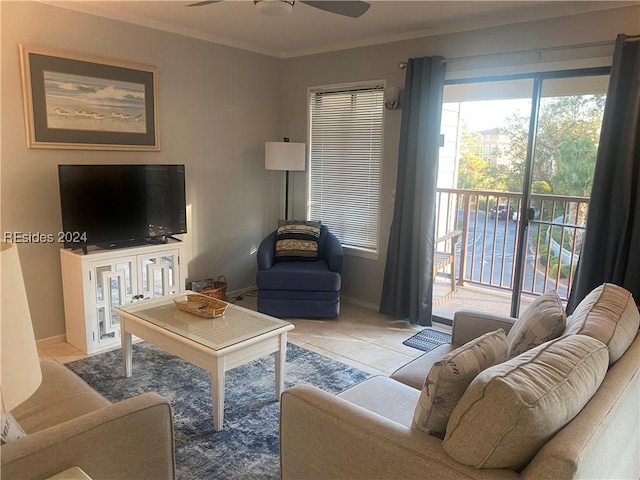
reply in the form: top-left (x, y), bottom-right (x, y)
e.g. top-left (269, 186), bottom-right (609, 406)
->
top-left (380, 57), bottom-right (447, 325)
top-left (567, 34), bottom-right (640, 313)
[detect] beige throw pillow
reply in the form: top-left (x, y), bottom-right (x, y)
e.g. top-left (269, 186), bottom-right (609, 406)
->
top-left (412, 329), bottom-right (508, 438)
top-left (442, 335), bottom-right (608, 470)
top-left (507, 290), bottom-right (566, 358)
top-left (564, 283), bottom-right (640, 365)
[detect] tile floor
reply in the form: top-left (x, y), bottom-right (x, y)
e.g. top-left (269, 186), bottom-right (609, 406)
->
top-left (38, 295), bottom-right (452, 376)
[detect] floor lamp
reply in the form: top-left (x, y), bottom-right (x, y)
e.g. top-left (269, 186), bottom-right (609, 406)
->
top-left (1, 243), bottom-right (42, 416)
top-left (265, 139), bottom-right (306, 220)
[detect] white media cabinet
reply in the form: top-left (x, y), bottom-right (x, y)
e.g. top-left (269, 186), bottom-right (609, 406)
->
top-left (60, 240), bottom-right (186, 354)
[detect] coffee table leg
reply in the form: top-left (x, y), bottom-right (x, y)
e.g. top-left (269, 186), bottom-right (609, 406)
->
top-left (121, 319), bottom-right (132, 378)
top-left (275, 332), bottom-right (288, 399)
top-left (211, 358), bottom-right (225, 431)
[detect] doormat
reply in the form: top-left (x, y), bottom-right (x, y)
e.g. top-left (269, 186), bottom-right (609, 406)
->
top-left (403, 328), bottom-right (452, 352)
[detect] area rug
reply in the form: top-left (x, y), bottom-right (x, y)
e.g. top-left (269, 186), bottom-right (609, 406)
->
top-left (403, 327), bottom-right (452, 352)
top-left (66, 342), bottom-right (371, 480)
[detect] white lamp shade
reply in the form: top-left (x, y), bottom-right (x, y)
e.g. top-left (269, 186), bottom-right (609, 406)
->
top-left (265, 142), bottom-right (306, 172)
top-left (1, 243), bottom-right (42, 412)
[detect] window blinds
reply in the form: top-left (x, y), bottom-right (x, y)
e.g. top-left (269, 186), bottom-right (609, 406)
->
top-left (308, 85), bottom-right (384, 252)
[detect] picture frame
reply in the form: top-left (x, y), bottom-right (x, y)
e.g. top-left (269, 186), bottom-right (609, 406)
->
top-left (19, 44), bottom-right (159, 151)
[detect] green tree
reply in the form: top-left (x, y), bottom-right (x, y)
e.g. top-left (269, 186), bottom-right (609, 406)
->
top-left (499, 94), bottom-right (605, 196)
top-left (551, 136), bottom-right (597, 197)
top-left (499, 114), bottom-right (529, 192)
top-left (531, 180), bottom-right (552, 194)
top-left (457, 126), bottom-right (508, 191)
top-left (457, 128), bottom-right (488, 189)
top-left (457, 153), bottom-right (487, 189)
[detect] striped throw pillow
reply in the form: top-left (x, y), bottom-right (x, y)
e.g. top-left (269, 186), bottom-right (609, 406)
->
top-left (275, 220), bottom-right (321, 261)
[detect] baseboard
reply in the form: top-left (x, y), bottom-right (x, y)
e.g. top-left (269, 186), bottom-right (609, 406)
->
top-left (224, 288), bottom-right (379, 312)
top-left (340, 295), bottom-right (379, 312)
top-left (341, 296), bottom-right (453, 327)
top-left (226, 285), bottom-right (257, 301)
top-left (235, 290), bottom-right (450, 325)
top-left (432, 315), bottom-right (453, 327)
top-left (36, 334), bottom-right (67, 348)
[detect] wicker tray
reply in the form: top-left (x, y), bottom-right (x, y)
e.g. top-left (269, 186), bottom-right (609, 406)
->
top-left (200, 275), bottom-right (227, 300)
top-left (173, 293), bottom-right (228, 318)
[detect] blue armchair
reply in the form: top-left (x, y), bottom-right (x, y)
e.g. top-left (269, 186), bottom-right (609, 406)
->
top-left (256, 224), bottom-right (343, 318)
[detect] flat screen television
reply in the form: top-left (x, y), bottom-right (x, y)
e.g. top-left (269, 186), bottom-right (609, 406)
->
top-left (58, 164), bottom-right (187, 251)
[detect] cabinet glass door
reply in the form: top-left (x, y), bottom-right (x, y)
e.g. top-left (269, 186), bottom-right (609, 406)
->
top-left (138, 249), bottom-right (180, 300)
top-left (90, 258), bottom-right (135, 345)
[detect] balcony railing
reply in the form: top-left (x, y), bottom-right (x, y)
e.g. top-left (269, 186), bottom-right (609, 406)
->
top-left (434, 188), bottom-right (589, 301)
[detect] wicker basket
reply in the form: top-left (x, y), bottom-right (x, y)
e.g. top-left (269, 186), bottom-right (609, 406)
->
top-left (174, 293), bottom-right (228, 318)
top-left (200, 275), bottom-right (227, 300)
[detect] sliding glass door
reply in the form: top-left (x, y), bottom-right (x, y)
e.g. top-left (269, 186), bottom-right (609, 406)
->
top-left (436, 68), bottom-right (609, 318)
top-left (517, 73), bottom-right (609, 313)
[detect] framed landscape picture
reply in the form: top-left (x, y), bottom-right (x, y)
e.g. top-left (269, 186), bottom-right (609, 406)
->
top-left (19, 45), bottom-right (159, 150)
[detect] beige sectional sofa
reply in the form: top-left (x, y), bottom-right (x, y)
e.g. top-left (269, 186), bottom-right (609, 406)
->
top-left (1, 359), bottom-right (175, 480)
top-left (281, 284), bottom-right (640, 479)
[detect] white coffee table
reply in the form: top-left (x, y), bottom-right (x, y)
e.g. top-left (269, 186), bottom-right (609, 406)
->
top-left (114, 292), bottom-right (294, 431)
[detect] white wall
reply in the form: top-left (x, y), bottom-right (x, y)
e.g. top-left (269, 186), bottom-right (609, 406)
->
top-left (1, 1), bottom-right (282, 340)
top-left (280, 5), bottom-right (639, 308)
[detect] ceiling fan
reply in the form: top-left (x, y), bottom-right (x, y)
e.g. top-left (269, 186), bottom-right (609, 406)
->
top-left (187, 0), bottom-right (371, 18)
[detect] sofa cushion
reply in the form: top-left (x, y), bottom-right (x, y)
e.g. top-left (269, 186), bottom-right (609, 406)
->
top-left (564, 283), bottom-right (640, 366)
top-left (443, 334), bottom-right (609, 470)
top-left (1, 413), bottom-right (26, 445)
top-left (11, 359), bottom-right (110, 433)
top-left (412, 329), bottom-right (508, 438)
top-left (275, 220), bottom-right (321, 261)
top-left (507, 290), bottom-right (566, 358)
top-left (256, 260), bottom-right (341, 292)
top-left (338, 376), bottom-right (421, 428)
top-left (390, 344), bottom-right (457, 390)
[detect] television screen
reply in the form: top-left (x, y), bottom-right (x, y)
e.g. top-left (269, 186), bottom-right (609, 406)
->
top-left (58, 164), bottom-right (187, 250)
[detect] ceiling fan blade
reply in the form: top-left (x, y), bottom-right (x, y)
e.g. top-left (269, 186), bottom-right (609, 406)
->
top-left (301, 1), bottom-right (370, 18)
top-left (186, 1), bottom-right (221, 7)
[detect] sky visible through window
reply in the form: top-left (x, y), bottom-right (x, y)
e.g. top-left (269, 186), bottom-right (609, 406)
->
top-left (458, 98), bottom-right (531, 132)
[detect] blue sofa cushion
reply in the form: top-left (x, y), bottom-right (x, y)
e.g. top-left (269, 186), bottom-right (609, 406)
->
top-left (258, 290), bottom-right (339, 301)
top-left (257, 297), bottom-right (340, 318)
top-left (275, 220), bottom-right (321, 261)
top-left (256, 259), bottom-right (341, 292)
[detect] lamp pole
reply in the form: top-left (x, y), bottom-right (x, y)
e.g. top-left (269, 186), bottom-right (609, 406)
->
top-left (285, 170), bottom-right (291, 220)
top-left (283, 137), bottom-right (291, 220)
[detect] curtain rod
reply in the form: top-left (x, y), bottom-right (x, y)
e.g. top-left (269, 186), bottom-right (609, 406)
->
top-left (397, 38), bottom-right (623, 69)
